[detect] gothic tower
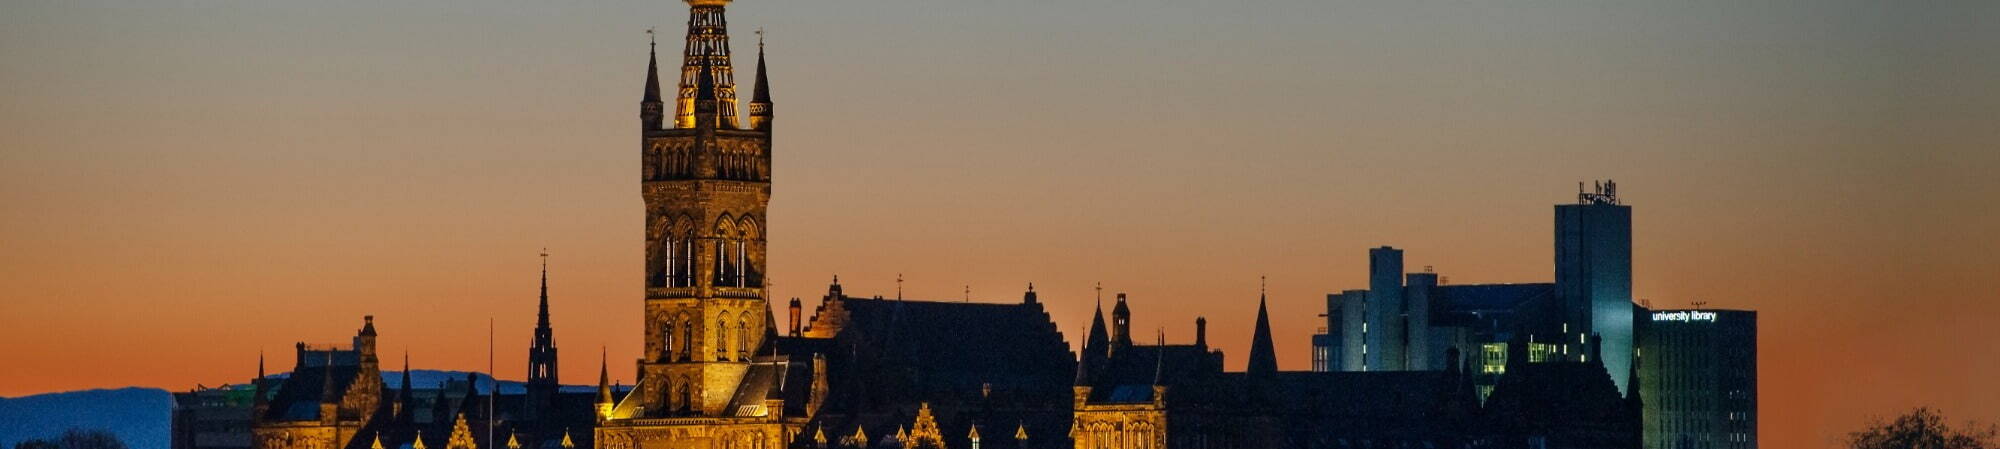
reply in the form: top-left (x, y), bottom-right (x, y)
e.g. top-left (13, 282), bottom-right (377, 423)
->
top-left (635, 0), bottom-right (774, 418)
top-left (525, 254), bottom-right (559, 420)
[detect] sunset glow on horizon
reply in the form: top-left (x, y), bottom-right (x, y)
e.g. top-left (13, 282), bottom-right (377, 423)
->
top-left (3, 0), bottom-right (1998, 447)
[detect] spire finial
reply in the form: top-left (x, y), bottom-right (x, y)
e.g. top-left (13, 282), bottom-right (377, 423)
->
top-left (756, 27), bottom-right (764, 50)
top-left (537, 249), bottom-right (551, 327)
top-left (896, 273), bottom-right (903, 300)
top-left (1095, 282), bottom-right (1103, 306)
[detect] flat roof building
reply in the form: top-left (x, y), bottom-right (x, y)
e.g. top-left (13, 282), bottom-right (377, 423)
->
top-left (1639, 308), bottom-right (1757, 449)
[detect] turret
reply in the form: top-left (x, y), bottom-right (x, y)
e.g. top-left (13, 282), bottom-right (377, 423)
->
top-left (1195, 317), bottom-right (1208, 350)
top-left (1111, 293), bottom-right (1132, 349)
top-left (1022, 283), bottom-right (1038, 305)
top-left (641, 36), bottom-right (664, 132)
top-left (356, 315), bottom-right (378, 365)
top-left (788, 298), bottom-right (802, 336)
top-left (747, 35), bottom-right (773, 132)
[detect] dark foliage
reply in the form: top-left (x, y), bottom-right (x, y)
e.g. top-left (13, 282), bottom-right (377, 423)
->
top-left (12, 429), bottom-right (128, 449)
top-left (1849, 408), bottom-right (1999, 449)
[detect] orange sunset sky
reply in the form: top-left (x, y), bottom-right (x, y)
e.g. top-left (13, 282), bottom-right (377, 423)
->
top-left (2, 0), bottom-right (1997, 447)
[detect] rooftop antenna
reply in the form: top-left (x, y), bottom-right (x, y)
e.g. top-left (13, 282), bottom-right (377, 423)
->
top-left (896, 273), bottom-right (903, 300)
top-left (964, 285), bottom-right (970, 302)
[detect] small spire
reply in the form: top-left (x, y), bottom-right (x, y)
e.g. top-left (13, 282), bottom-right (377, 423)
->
top-left (643, 29), bottom-right (661, 103)
top-left (1153, 329), bottom-right (1166, 386)
top-left (257, 350), bottom-right (265, 379)
top-left (597, 346), bottom-right (613, 403)
top-left (751, 28), bottom-right (771, 104)
top-left (401, 351), bottom-right (413, 391)
top-left (1246, 281), bottom-right (1278, 375)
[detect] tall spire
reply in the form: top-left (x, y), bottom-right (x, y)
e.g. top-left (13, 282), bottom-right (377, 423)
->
top-left (674, 0), bottom-right (740, 129)
top-left (1246, 278), bottom-right (1278, 375)
top-left (538, 249), bottom-right (551, 328)
top-left (641, 28), bottom-right (664, 132)
top-left (526, 250), bottom-right (559, 419)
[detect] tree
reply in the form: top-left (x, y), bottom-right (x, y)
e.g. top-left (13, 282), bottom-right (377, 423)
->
top-left (1850, 407), bottom-right (1999, 449)
top-left (11, 429), bottom-right (127, 449)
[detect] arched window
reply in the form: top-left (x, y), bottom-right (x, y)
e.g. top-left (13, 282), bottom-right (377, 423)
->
top-left (668, 238), bottom-right (684, 288)
top-left (662, 320), bottom-right (676, 361)
top-left (679, 232), bottom-right (695, 287)
top-left (678, 376), bottom-right (694, 413)
top-left (738, 217), bottom-right (762, 287)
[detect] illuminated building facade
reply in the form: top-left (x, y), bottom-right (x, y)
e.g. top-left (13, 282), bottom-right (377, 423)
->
top-left (593, 0), bottom-right (817, 447)
top-left (243, 262), bottom-right (618, 449)
top-left (1638, 309), bottom-right (1757, 449)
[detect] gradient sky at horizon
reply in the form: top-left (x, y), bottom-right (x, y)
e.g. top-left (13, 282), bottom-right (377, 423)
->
top-left (3, 0), bottom-right (1997, 447)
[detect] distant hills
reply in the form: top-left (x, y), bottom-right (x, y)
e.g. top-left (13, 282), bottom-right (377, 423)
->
top-left (0, 387), bottom-right (173, 449)
top-left (0, 371), bottom-right (600, 449)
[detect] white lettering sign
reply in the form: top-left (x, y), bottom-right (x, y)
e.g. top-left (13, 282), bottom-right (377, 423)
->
top-left (1651, 311), bottom-right (1718, 322)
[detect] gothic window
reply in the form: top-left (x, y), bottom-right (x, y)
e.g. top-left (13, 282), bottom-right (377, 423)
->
top-left (662, 320), bottom-right (676, 361)
top-left (736, 313), bottom-right (751, 360)
top-left (679, 232), bottom-right (695, 287)
top-left (668, 238), bottom-right (684, 288)
top-left (678, 376), bottom-right (694, 413)
top-left (735, 240), bottom-right (747, 287)
top-left (738, 217), bottom-right (762, 287)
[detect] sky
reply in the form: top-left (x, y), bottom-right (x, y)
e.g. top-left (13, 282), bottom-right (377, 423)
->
top-left (2, 0), bottom-right (1997, 446)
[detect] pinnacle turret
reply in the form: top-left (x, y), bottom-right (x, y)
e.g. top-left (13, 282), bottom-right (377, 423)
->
top-left (641, 33), bottom-right (664, 132)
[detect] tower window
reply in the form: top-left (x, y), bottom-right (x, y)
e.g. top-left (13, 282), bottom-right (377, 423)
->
top-left (662, 321), bottom-right (676, 361)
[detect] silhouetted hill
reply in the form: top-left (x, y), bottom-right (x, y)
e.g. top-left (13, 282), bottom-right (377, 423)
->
top-left (0, 371), bottom-right (604, 449)
top-left (0, 387), bottom-right (173, 449)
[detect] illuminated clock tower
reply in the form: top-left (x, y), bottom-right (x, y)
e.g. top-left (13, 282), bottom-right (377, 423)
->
top-left (632, 0), bottom-right (776, 419)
